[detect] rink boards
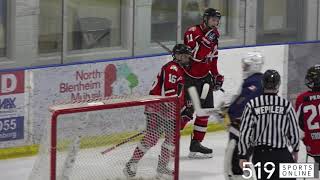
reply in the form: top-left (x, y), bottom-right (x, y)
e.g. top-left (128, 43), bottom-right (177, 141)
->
top-left (0, 42), bottom-right (316, 158)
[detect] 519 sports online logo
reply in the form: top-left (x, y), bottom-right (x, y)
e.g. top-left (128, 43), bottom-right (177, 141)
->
top-left (242, 162), bottom-right (319, 179)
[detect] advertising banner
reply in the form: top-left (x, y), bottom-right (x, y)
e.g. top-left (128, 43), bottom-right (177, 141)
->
top-left (29, 45), bottom-right (287, 143)
top-left (29, 55), bottom-right (172, 141)
top-left (0, 71), bottom-right (27, 147)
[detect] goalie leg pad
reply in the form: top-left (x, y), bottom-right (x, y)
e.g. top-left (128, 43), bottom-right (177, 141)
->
top-left (231, 143), bottom-right (243, 175)
top-left (224, 139), bottom-right (247, 178)
top-left (224, 139), bottom-right (237, 180)
top-left (314, 157), bottom-right (320, 170)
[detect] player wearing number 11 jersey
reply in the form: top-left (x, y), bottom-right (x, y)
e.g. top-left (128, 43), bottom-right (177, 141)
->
top-left (183, 8), bottom-right (224, 158)
top-left (295, 65), bottom-right (320, 168)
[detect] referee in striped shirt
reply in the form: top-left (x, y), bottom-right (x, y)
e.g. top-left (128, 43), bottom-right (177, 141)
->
top-left (238, 69), bottom-right (300, 180)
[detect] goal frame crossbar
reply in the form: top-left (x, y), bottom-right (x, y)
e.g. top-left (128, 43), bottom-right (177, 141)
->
top-left (49, 96), bottom-right (181, 180)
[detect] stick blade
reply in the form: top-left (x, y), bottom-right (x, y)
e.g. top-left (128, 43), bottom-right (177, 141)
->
top-left (188, 86), bottom-right (216, 116)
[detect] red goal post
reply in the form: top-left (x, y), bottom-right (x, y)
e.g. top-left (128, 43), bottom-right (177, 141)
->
top-left (29, 95), bottom-right (181, 180)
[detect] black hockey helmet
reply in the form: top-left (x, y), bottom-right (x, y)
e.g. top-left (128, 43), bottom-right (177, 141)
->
top-left (262, 69), bottom-right (281, 91)
top-left (203, 8), bottom-right (221, 27)
top-left (172, 44), bottom-right (192, 58)
top-left (305, 65), bottom-right (320, 90)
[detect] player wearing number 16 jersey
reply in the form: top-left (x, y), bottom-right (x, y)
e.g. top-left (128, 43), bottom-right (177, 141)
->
top-left (123, 44), bottom-right (193, 179)
top-left (295, 65), bottom-right (320, 168)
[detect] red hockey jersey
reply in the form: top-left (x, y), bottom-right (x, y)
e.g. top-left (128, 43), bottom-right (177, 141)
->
top-left (146, 61), bottom-right (186, 115)
top-left (184, 23), bottom-right (220, 78)
top-left (295, 91), bottom-right (320, 156)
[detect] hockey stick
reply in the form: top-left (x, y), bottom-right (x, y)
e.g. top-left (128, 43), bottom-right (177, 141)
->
top-left (86, 31), bottom-right (110, 49)
top-left (303, 154), bottom-right (309, 180)
top-left (154, 40), bottom-right (172, 53)
top-left (155, 40), bottom-right (225, 93)
top-left (101, 131), bottom-right (145, 155)
top-left (224, 139), bottom-right (236, 180)
top-left (188, 86), bottom-right (220, 117)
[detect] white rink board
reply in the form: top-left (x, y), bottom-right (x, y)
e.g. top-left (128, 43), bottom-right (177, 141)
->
top-left (11, 44), bottom-right (288, 147)
top-left (29, 55), bottom-right (171, 143)
top-left (216, 45), bottom-right (287, 106)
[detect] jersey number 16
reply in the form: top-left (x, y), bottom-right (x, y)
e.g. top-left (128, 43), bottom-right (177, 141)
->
top-left (169, 74), bottom-right (177, 83)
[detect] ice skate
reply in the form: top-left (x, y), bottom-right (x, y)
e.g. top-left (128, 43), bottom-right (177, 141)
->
top-left (155, 156), bottom-right (173, 180)
top-left (188, 139), bottom-right (213, 158)
top-left (123, 160), bottom-right (137, 178)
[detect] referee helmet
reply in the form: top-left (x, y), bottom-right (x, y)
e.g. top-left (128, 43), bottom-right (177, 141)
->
top-left (262, 69), bottom-right (281, 91)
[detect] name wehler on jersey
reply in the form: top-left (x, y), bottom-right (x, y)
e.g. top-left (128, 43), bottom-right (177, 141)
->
top-left (254, 106), bottom-right (285, 115)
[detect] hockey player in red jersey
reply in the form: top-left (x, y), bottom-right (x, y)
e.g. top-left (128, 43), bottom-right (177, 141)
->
top-left (183, 8), bottom-right (224, 158)
top-left (123, 44), bottom-right (193, 178)
top-left (295, 65), bottom-right (320, 169)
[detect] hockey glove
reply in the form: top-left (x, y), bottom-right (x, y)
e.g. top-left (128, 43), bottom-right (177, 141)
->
top-left (230, 118), bottom-right (241, 129)
top-left (207, 30), bottom-right (219, 43)
top-left (212, 74), bottom-right (224, 91)
top-left (181, 106), bottom-right (194, 121)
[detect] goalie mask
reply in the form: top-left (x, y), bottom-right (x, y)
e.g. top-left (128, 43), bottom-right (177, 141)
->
top-left (305, 65), bottom-right (320, 91)
top-left (242, 52), bottom-right (264, 78)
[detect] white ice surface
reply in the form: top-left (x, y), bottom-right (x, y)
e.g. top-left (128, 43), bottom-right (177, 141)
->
top-left (0, 131), bottom-right (316, 180)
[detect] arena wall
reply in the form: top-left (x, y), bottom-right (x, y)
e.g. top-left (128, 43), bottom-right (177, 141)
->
top-left (0, 44), bottom-right (289, 157)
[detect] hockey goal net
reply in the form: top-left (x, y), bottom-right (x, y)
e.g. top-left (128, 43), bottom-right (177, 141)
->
top-left (29, 95), bottom-right (180, 180)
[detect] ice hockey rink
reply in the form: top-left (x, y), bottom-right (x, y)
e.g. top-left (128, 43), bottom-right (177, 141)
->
top-left (0, 130), bottom-right (315, 180)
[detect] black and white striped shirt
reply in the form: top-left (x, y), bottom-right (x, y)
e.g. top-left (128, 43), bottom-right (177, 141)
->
top-left (238, 93), bottom-right (300, 158)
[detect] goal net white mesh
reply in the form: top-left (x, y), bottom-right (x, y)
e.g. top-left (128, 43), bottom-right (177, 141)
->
top-left (28, 95), bottom-right (180, 180)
